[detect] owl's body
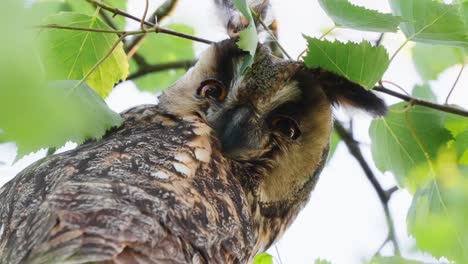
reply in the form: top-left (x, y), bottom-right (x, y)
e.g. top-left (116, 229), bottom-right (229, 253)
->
top-left (0, 4), bottom-right (386, 261)
top-left (0, 105), bottom-right (254, 263)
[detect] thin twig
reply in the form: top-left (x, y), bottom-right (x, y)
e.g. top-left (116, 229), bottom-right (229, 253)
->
top-left (141, 0), bottom-right (149, 31)
top-left (126, 0), bottom-right (179, 58)
top-left (274, 245), bottom-right (284, 264)
top-left (86, 0), bottom-right (213, 44)
top-left (445, 63), bottom-right (465, 104)
top-left (250, 8), bottom-right (292, 60)
top-left (386, 186), bottom-right (399, 198)
top-left (375, 33), bottom-right (385, 46)
top-left (374, 86), bottom-right (468, 117)
top-left (37, 24), bottom-right (148, 35)
top-left (99, 8), bottom-right (118, 30)
top-left (380, 80), bottom-right (410, 96)
top-left (334, 121), bottom-right (401, 256)
top-left (388, 39), bottom-right (409, 66)
top-left (127, 59), bottom-right (196, 80)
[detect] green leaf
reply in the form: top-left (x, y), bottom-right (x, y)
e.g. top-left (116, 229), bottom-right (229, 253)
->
top-left (0, 1), bottom-right (122, 158)
top-left (130, 24), bottom-right (195, 92)
top-left (411, 83), bottom-right (436, 101)
top-left (412, 43), bottom-right (465, 80)
top-left (38, 12), bottom-right (129, 97)
top-left (314, 259), bottom-right (332, 264)
top-left (252, 253), bottom-right (273, 264)
top-left (65, 0), bottom-right (127, 29)
top-left (407, 151), bottom-right (468, 263)
top-left (318, 0), bottom-right (402, 32)
top-left (232, 0), bottom-right (258, 72)
top-left (303, 37), bottom-right (389, 89)
top-left (327, 129), bottom-right (340, 162)
top-left (369, 102), bottom-right (453, 187)
top-left (389, 0), bottom-right (468, 47)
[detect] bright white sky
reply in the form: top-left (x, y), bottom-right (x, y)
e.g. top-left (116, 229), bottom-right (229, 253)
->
top-left (1, 1), bottom-right (467, 263)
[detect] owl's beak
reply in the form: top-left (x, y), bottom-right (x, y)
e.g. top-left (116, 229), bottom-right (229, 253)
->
top-left (216, 105), bottom-right (258, 158)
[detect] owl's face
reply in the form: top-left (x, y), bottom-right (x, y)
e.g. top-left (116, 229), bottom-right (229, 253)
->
top-left (160, 39), bottom-right (385, 219)
top-left (163, 40), bottom-right (333, 159)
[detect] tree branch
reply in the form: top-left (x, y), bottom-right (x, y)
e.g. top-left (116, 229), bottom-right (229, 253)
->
top-left (334, 120), bottom-right (401, 256)
top-left (126, 0), bottom-right (179, 57)
top-left (98, 8), bottom-right (118, 30)
top-left (374, 86), bottom-right (468, 117)
top-left (127, 60), bottom-right (196, 80)
top-left (86, 0), bottom-right (213, 44)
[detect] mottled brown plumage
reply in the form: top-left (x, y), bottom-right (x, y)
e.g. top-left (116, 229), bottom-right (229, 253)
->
top-left (0, 9), bottom-right (386, 263)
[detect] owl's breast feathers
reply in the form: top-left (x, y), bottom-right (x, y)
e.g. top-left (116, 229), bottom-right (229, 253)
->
top-left (0, 105), bottom-right (254, 264)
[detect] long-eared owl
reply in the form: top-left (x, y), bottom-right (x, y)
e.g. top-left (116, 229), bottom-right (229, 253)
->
top-left (0, 1), bottom-right (386, 263)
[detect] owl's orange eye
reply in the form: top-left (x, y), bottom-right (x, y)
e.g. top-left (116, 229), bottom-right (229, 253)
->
top-left (269, 116), bottom-right (301, 140)
top-left (197, 79), bottom-right (227, 101)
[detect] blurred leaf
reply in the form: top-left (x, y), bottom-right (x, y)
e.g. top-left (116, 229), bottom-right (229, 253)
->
top-left (30, 0), bottom-right (71, 23)
top-left (0, 81), bottom-right (123, 158)
top-left (411, 83), bottom-right (436, 101)
top-left (304, 37), bottom-right (389, 89)
top-left (456, 0), bottom-right (468, 25)
top-left (38, 12), bottom-right (129, 97)
top-left (407, 150), bottom-right (468, 263)
top-left (252, 253), bottom-right (273, 264)
top-left (327, 129), bottom-right (340, 162)
top-left (389, 0), bottom-right (468, 47)
top-left (369, 102), bottom-right (453, 187)
top-left (369, 255), bottom-right (429, 264)
top-left (130, 24), bottom-right (194, 92)
top-left (65, 0), bottom-right (127, 29)
top-left (453, 130), bottom-right (468, 164)
top-left (0, 1), bottom-right (122, 158)
top-left (412, 43), bottom-right (465, 80)
top-left (318, 0), bottom-right (402, 32)
top-left (314, 259), bottom-right (332, 264)
top-left (232, 0), bottom-right (258, 72)
top-left (444, 112), bottom-right (468, 136)
top-left (65, 0), bottom-right (96, 15)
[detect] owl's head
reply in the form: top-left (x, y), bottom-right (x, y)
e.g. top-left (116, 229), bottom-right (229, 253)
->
top-left (159, 39), bottom-right (385, 246)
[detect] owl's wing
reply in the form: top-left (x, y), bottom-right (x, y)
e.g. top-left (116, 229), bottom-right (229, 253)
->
top-left (0, 105), bottom-right (254, 264)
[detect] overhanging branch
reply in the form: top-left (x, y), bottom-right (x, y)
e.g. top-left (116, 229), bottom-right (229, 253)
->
top-left (374, 86), bottom-right (468, 118)
top-left (127, 60), bottom-right (196, 80)
top-left (334, 120), bottom-right (401, 256)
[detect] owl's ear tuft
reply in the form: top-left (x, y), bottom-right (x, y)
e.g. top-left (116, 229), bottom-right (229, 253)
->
top-left (317, 71), bottom-right (387, 117)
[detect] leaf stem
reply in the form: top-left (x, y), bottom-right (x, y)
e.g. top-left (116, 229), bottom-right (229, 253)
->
top-left (380, 80), bottom-right (410, 96)
top-left (297, 26), bottom-right (336, 60)
top-left (374, 86), bottom-right (468, 117)
top-left (141, 0), bottom-right (150, 31)
top-left (388, 39), bottom-right (408, 66)
top-left (444, 63), bottom-right (465, 105)
top-left (72, 33), bottom-right (128, 91)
